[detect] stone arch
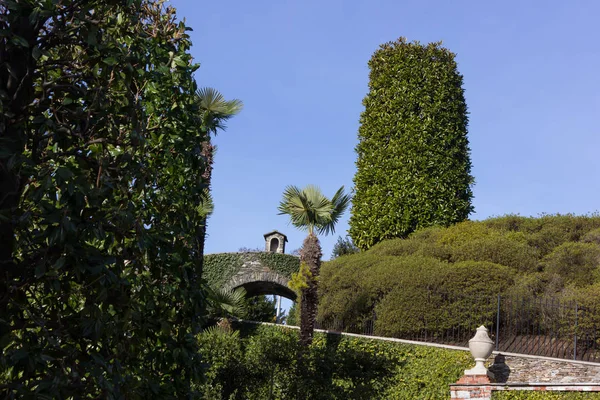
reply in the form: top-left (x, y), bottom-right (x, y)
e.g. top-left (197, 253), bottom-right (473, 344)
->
top-left (204, 251), bottom-right (300, 301)
top-left (223, 270), bottom-right (296, 301)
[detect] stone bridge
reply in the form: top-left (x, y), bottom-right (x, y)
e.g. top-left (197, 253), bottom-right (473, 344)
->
top-left (222, 258), bottom-right (297, 300)
top-left (203, 232), bottom-right (300, 301)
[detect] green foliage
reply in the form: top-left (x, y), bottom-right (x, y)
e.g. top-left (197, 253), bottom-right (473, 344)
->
top-left (245, 295), bottom-right (278, 323)
top-left (582, 228), bottom-right (600, 245)
top-left (203, 252), bottom-right (301, 288)
top-left (493, 392), bottom-right (600, 399)
top-left (331, 236), bottom-right (360, 259)
top-left (289, 262), bottom-right (314, 296)
top-left (287, 303), bottom-right (300, 326)
top-left (483, 214), bottom-right (600, 257)
top-left (373, 260), bottom-right (512, 337)
top-left (206, 287), bottom-right (248, 320)
top-left (321, 215), bottom-right (600, 339)
top-left (349, 37), bottom-right (473, 250)
top-left (0, 1), bottom-right (230, 397)
top-left (195, 323), bottom-right (471, 399)
top-left (541, 242), bottom-right (600, 287)
top-left (195, 327), bottom-right (245, 399)
top-left (278, 185), bottom-right (351, 236)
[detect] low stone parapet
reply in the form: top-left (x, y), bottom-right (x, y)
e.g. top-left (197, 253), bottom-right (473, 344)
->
top-left (451, 382), bottom-right (600, 399)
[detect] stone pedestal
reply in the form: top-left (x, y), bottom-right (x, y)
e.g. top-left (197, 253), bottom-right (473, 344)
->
top-left (450, 375), bottom-right (492, 400)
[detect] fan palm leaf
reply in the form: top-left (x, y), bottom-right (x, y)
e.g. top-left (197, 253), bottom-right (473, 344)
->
top-left (277, 185), bottom-right (350, 236)
top-left (196, 87), bottom-right (243, 135)
top-left (205, 285), bottom-right (247, 319)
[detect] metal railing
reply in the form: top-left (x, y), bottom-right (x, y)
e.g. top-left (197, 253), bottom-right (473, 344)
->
top-left (315, 294), bottom-right (600, 362)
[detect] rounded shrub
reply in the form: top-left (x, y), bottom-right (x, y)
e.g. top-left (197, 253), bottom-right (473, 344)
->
top-left (369, 226), bottom-right (451, 261)
top-left (524, 214), bottom-right (600, 257)
top-left (374, 261), bottom-right (513, 338)
top-left (540, 242), bottom-right (600, 287)
top-left (318, 252), bottom-right (384, 326)
top-left (318, 254), bottom-right (447, 329)
top-left (582, 228), bottom-right (600, 245)
top-left (449, 234), bottom-right (539, 272)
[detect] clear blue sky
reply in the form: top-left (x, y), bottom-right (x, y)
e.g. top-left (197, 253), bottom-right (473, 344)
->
top-left (171, 0), bottom-right (600, 261)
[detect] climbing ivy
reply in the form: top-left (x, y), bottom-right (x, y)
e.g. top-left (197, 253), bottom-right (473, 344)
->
top-left (203, 252), bottom-right (300, 288)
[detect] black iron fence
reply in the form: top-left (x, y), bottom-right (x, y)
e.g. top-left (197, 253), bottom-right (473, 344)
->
top-left (315, 294), bottom-right (600, 362)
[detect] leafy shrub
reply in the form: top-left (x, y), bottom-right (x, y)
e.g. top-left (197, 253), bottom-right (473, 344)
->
top-left (541, 242), bottom-right (600, 287)
top-left (195, 323), bottom-right (471, 399)
top-left (374, 261), bottom-right (513, 337)
top-left (383, 342), bottom-right (471, 399)
top-left (582, 228), bottom-right (600, 245)
top-left (243, 325), bottom-right (299, 399)
top-left (318, 252), bottom-right (389, 326)
top-left (321, 214), bottom-right (600, 342)
top-left (449, 234), bottom-right (538, 272)
top-left (369, 226), bottom-right (451, 261)
top-left (196, 327), bottom-right (245, 399)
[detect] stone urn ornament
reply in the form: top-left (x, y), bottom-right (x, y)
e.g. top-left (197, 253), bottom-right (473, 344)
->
top-left (465, 325), bottom-right (495, 379)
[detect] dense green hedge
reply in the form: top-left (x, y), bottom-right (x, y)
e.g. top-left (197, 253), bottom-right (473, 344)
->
top-left (196, 323), bottom-right (471, 399)
top-left (319, 215), bottom-right (600, 337)
top-left (349, 38), bottom-right (473, 250)
top-left (203, 252), bottom-right (300, 287)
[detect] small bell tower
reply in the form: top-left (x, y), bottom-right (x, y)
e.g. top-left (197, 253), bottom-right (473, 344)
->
top-left (263, 230), bottom-right (287, 254)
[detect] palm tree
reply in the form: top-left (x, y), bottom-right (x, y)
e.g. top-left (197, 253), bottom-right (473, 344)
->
top-left (278, 185), bottom-right (350, 346)
top-left (195, 88), bottom-right (242, 278)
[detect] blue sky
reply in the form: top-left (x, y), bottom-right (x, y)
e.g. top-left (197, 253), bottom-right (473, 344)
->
top-left (171, 0), bottom-right (600, 262)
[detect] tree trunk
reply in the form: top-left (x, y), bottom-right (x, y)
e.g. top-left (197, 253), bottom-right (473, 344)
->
top-left (195, 140), bottom-right (214, 280)
top-left (298, 233), bottom-right (322, 347)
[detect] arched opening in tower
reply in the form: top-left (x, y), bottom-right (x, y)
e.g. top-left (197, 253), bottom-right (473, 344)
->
top-left (269, 238), bottom-right (279, 253)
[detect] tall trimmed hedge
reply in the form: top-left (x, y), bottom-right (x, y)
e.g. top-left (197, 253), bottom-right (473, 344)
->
top-left (349, 37), bottom-right (474, 250)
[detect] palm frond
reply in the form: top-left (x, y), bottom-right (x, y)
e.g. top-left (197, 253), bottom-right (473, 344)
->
top-left (197, 188), bottom-right (214, 218)
top-left (206, 286), bottom-right (247, 319)
top-left (319, 186), bottom-right (351, 236)
top-left (278, 184), bottom-right (349, 236)
top-left (196, 87), bottom-right (243, 135)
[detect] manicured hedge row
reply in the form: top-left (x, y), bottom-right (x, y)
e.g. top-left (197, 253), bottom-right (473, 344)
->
top-left (196, 323), bottom-right (472, 399)
top-left (203, 252), bottom-right (300, 287)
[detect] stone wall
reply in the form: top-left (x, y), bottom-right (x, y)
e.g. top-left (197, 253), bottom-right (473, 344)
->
top-left (489, 353), bottom-right (600, 383)
top-left (223, 260), bottom-right (296, 299)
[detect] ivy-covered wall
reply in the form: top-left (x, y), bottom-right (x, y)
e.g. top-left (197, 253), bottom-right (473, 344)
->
top-left (203, 252), bottom-right (300, 288)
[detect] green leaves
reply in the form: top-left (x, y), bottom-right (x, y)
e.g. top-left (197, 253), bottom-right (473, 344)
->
top-left (197, 323), bottom-right (471, 399)
top-left (2, 0), bottom-right (213, 397)
top-left (349, 38), bottom-right (474, 250)
top-left (278, 185), bottom-right (350, 236)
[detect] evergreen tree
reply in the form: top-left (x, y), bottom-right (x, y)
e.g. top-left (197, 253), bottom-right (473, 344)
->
top-left (349, 38), bottom-right (474, 250)
top-left (331, 236), bottom-right (359, 259)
